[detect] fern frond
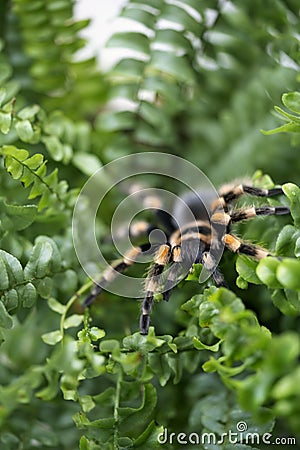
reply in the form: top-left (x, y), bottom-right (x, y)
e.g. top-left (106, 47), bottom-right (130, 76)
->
top-left (0, 145), bottom-right (73, 212)
top-left (0, 249), bottom-right (36, 318)
top-left (8, 0), bottom-right (107, 118)
top-left (0, 198), bottom-right (37, 232)
top-left (97, 0), bottom-right (204, 154)
top-left (0, 236), bottom-right (66, 325)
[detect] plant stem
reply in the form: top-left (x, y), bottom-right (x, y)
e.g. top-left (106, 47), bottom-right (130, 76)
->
top-left (113, 368), bottom-right (123, 449)
top-left (60, 279), bottom-right (94, 341)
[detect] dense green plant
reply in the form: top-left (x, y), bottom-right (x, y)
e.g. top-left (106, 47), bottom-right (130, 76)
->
top-left (0, 0), bottom-right (300, 449)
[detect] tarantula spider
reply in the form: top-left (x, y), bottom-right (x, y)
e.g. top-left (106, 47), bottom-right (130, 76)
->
top-left (84, 182), bottom-right (289, 335)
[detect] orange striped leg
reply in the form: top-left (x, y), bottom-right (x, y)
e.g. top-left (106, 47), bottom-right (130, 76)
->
top-left (84, 245), bottom-right (149, 307)
top-left (212, 184), bottom-right (285, 212)
top-left (140, 244), bottom-right (171, 335)
top-left (222, 234), bottom-right (269, 259)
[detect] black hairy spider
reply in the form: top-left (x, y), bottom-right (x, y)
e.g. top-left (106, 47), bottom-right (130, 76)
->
top-left (84, 182), bottom-right (290, 335)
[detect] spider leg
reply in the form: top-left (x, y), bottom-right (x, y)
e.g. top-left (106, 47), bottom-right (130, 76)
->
top-left (201, 252), bottom-right (228, 287)
top-left (84, 244), bottom-right (150, 307)
top-left (129, 220), bottom-right (154, 240)
top-left (140, 243), bottom-right (171, 335)
top-left (110, 219), bottom-right (155, 244)
top-left (222, 233), bottom-right (270, 260)
top-left (211, 205), bottom-right (290, 226)
top-left (128, 184), bottom-right (176, 234)
top-left (162, 245), bottom-right (182, 301)
top-left (162, 226), bottom-right (211, 301)
top-left (212, 183), bottom-right (286, 212)
top-left (162, 237), bottom-right (227, 304)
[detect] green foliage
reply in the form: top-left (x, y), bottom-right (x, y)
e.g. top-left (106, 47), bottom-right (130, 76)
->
top-left (1, 145), bottom-right (73, 213)
top-left (0, 1), bottom-right (300, 449)
top-left (263, 91), bottom-right (300, 137)
top-left (1, 0), bottom-right (107, 118)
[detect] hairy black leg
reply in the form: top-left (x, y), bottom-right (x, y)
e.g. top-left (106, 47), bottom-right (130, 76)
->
top-left (211, 205), bottom-right (290, 226)
top-left (140, 244), bottom-right (171, 335)
top-left (222, 233), bottom-right (270, 260)
top-left (84, 244), bottom-right (150, 307)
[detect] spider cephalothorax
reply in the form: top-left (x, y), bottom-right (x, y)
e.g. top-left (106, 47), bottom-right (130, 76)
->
top-left (84, 182), bottom-right (289, 335)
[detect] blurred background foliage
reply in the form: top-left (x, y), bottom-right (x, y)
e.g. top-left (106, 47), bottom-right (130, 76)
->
top-left (0, 0), bottom-right (300, 449)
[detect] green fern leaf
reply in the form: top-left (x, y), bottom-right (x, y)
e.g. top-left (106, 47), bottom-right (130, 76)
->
top-left (0, 249), bottom-right (24, 286)
top-left (0, 300), bottom-right (13, 329)
top-left (0, 249), bottom-right (37, 315)
top-left (0, 145), bottom-right (70, 212)
top-left (0, 198), bottom-right (37, 232)
top-left (24, 236), bottom-right (61, 279)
